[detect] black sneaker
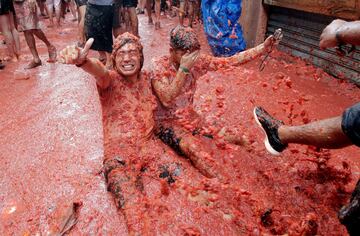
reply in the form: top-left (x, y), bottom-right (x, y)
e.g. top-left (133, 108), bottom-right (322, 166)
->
top-left (253, 106), bottom-right (287, 155)
top-left (338, 179), bottom-right (360, 236)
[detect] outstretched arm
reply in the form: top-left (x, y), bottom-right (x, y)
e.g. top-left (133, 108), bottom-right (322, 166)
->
top-left (229, 30), bottom-right (282, 65)
top-left (320, 20), bottom-right (360, 49)
top-left (59, 38), bottom-right (111, 89)
top-left (203, 29), bottom-right (282, 68)
top-left (152, 50), bottom-right (200, 107)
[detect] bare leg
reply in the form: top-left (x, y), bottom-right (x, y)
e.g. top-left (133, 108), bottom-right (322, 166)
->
top-left (127, 7), bottom-right (139, 36)
top-left (0, 14), bottom-right (17, 61)
top-left (98, 51), bottom-right (106, 64)
top-left (104, 157), bottom-right (154, 235)
top-left (156, 126), bottom-right (225, 179)
top-left (32, 29), bottom-right (57, 62)
top-left (188, 1), bottom-right (194, 27)
top-left (33, 29), bottom-right (51, 46)
top-left (179, 134), bottom-right (220, 179)
top-left (113, 27), bottom-right (122, 38)
top-left (154, 0), bottom-right (161, 29)
top-left (9, 12), bottom-right (20, 58)
top-left (146, 0), bottom-right (153, 24)
top-left (69, 0), bottom-right (77, 21)
top-left (77, 5), bottom-right (86, 44)
top-left (278, 116), bottom-right (352, 149)
top-left (179, 0), bottom-right (185, 26)
top-left (23, 30), bottom-right (42, 68)
top-left (44, 3), bottom-right (50, 18)
top-left (105, 52), bottom-right (111, 68)
top-left (54, 1), bottom-right (62, 26)
top-left (113, 7), bottom-right (125, 38)
top-left (46, 3), bottom-right (55, 27)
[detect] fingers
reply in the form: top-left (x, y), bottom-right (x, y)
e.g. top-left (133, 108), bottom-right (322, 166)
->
top-left (187, 50), bottom-right (199, 60)
top-left (192, 50), bottom-right (200, 61)
top-left (182, 51), bottom-right (191, 59)
top-left (81, 38), bottom-right (94, 55)
top-left (58, 45), bottom-right (80, 64)
top-left (264, 35), bottom-right (274, 48)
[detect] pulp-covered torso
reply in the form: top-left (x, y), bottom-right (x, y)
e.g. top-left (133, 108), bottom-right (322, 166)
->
top-left (151, 55), bottom-right (229, 131)
top-left (99, 71), bottom-right (157, 156)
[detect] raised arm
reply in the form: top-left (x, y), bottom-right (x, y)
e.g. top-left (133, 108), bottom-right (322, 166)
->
top-left (152, 50), bottom-right (199, 107)
top-left (59, 38), bottom-right (111, 89)
top-left (320, 20), bottom-right (360, 49)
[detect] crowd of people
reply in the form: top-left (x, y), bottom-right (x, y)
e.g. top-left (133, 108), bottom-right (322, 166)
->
top-left (1, 0), bottom-right (359, 234)
top-left (0, 0), bottom-right (201, 68)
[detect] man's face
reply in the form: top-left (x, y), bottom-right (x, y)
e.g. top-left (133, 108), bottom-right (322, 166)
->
top-left (170, 48), bottom-right (187, 65)
top-left (115, 43), bottom-right (141, 77)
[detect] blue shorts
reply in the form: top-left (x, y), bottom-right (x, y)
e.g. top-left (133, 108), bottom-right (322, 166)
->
top-left (342, 103), bottom-right (360, 147)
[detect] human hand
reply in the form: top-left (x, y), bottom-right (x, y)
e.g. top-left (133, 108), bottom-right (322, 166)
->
top-left (320, 19), bottom-right (346, 49)
top-left (264, 28), bottom-right (283, 52)
top-left (59, 38), bottom-right (94, 65)
top-left (180, 50), bottom-right (200, 72)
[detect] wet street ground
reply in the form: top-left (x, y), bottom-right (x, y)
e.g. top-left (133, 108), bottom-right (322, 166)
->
top-left (0, 13), bottom-right (359, 235)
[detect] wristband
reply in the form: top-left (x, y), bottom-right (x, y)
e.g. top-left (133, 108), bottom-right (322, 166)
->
top-left (179, 66), bottom-right (190, 74)
top-left (335, 30), bottom-right (343, 45)
top-left (76, 58), bottom-right (87, 67)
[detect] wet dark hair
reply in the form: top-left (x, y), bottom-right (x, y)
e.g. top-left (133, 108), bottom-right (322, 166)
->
top-left (112, 32), bottom-right (144, 70)
top-left (170, 25), bottom-right (201, 52)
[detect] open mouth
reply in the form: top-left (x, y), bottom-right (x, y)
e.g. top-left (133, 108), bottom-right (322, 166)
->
top-left (121, 64), bottom-right (135, 71)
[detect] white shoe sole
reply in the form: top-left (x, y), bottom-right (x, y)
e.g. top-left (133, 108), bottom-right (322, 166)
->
top-left (253, 108), bottom-right (281, 156)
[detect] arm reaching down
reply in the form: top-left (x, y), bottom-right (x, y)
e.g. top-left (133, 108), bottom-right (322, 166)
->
top-left (152, 50), bottom-right (200, 107)
top-left (59, 38), bottom-right (111, 89)
top-left (320, 20), bottom-right (360, 49)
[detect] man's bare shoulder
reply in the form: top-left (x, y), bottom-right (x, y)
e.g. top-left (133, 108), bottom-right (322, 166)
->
top-left (97, 70), bottom-right (122, 91)
top-left (150, 56), bottom-right (173, 82)
top-left (151, 55), bottom-right (171, 70)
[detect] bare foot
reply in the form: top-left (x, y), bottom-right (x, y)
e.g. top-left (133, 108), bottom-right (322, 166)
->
top-left (155, 21), bottom-right (161, 30)
top-left (10, 57), bottom-right (18, 63)
top-left (25, 60), bottom-right (42, 69)
top-left (148, 17), bottom-right (153, 25)
top-left (47, 45), bottom-right (57, 63)
top-left (2, 56), bottom-right (12, 61)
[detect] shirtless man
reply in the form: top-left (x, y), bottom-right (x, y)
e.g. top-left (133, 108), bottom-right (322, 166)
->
top-left (151, 25), bottom-right (281, 178)
top-left (59, 33), bottom-right (158, 234)
top-left (59, 32), bottom-right (245, 235)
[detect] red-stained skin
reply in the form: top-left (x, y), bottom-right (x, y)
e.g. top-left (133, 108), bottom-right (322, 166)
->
top-left (0, 14), bottom-right (359, 235)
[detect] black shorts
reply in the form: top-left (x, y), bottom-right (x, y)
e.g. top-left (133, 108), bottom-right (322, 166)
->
top-left (75, 0), bottom-right (87, 7)
top-left (122, 0), bottom-right (137, 8)
top-left (0, 0), bottom-right (15, 15)
top-left (84, 3), bottom-right (113, 53)
top-left (342, 102), bottom-right (360, 147)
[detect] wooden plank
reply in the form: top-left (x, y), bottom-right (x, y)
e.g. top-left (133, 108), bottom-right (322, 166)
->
top-left (264, 0), bottom-right (360, 20)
